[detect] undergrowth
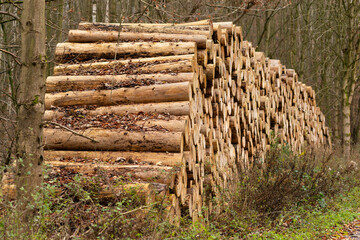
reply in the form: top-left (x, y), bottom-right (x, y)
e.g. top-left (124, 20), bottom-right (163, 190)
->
top-left (1, 144), bottom-right (359, 239)
top-left (205, 143), bottom-right (360, 239)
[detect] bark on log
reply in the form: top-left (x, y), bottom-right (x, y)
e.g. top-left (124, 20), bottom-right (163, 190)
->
top-left (44, 101), bottom-right (190, 121)
top-left (44, 128), bottom-right (184, 152)
top-left (55, 42), bottom-right (196, 62)
top-left (54, 55), bottom-right (196, 76)
top-left (80, 20), bottom-right (211, 27)
top-left (44, 150), bottom-right (183, 166)
top-left (46, 73), bottom-right (194, 92)
top-left (45, 82), bottom-right (190, 109)
top-left (47, 161), bottom-right (177, 184)
top-left (46, 117), bottom-right (187, 133)
top-left (79, 23), bottom-right (212, 37)
top-left (68, 30), bottom-right (207, 48)
top-left (78, 20), bottom-right (212, 32)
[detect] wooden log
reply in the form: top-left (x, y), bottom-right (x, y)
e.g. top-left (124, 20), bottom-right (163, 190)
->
top-left (44, 128), bottom-right (184, 152)
top-left (45, 82), bottom-right (190, 109)
top-left (46, 73), bottom-right (195, 92)
top-left (213, 22), bottom-right (233, 32)
top-left (68, 30), bottom-right (208, 48)
top-left (55, 42), bottom-right (196, 62)
top-left (44, 150), bottom-right (183, 166)
top-left (46, 117), bottom-right (187, 134)
top-left (80, 20), bottom-right (211, 27)
top-left (54, 54), bottom-right (196, 76)
top-left (39, 19), bottom-right (333, 222)
top-left (128, 118), bottom-right (187, 133)
top-left (79, 24), bottom-right (212, 38)
top-left (47, 161), bottom-right (177, 184)
top-left (44, 101), bottom-right (190, 121)
top-left (78, 20), bottom-right (212, 31)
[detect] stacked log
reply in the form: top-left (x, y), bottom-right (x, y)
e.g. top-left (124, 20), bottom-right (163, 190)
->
top-left (2, 20), bottom-right (331, 221)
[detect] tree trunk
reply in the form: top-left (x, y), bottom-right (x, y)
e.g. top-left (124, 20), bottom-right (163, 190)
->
top-left (109, 0), bottom-right (118, 23)
top-left (96, 0), bottom-right (106, 22)
top-left (352, 89), bottom-right (360, 145)
top-left (342, 90), bottom-right (352, 158)
top-left (80, 0), bottom-right (92, 22)
top-left (16, 0), bottom-right (46, 217)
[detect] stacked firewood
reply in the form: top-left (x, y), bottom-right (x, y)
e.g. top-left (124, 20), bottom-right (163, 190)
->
top-left (2, 20), bottom-right (331, 221)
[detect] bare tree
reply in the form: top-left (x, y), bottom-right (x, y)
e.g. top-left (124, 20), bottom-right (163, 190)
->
top-left (331, 0), bottom-right (360, 157)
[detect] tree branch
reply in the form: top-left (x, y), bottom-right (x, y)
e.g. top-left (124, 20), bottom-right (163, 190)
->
top-left (44, 121), bottom-right (99, 143)
top-left (0, 48), bottom-right (20, 65)
top-left (0, 10), bottom-right (20, 21)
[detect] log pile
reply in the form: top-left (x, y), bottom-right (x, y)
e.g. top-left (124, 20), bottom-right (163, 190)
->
top-left (2, 20), bottom-right (331, 221)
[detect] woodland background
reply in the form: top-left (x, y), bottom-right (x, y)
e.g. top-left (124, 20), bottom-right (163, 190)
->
top-left (0, 0), bottom-right (359, 163)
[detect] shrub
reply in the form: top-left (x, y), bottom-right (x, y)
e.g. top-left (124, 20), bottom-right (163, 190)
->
top-left (212, 142), bottom-right (360, 236)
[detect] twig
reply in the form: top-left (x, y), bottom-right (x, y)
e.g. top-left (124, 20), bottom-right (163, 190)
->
top-left (44, 121), bottom-right (99, 143)
top-left (0, 48), bottom-right (20, 65)
top-left (99, 203), bottom-right (155, 235)
top-left (0, 116), bottom-right (16, 123)
top-left (0, 10), bottom-right (20, 21)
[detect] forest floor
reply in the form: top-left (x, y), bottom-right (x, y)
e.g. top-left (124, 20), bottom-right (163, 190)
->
top-left (1, 145), bottom-right (360, 239)
top-left (332, 219), bottom-right (360, 239)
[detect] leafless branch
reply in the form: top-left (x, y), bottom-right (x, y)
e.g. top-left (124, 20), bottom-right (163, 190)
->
top-left (0, 10), bottom-right (20, 21)
top-left (44, 121), bottom-right (99, 143)
top-left (0, 48), bottom-right (20, 65)
top-left (0, 116), bottom-right (16, 123)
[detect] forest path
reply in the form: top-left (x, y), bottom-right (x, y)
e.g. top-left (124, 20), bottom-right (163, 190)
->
top-left (330, 219), bottom-right (360, 239)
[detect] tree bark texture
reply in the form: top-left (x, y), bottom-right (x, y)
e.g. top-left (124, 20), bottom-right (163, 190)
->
top-left (16, 0), bottom-right (46, 213)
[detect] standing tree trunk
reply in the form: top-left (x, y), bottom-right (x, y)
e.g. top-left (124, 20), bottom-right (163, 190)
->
top-left (16, 0), bottom-right (46, 217)
top-left (109, 0), bottom-right (117, 22)
top-left (342, 78), bottom-right (353, 158)
top-left (340, 0), bottom-right (360, 159)
top-left (96, 0), bottom-right (106, 22)
top-left (80, 0), bottom-right (93, 22)
top-left (351, 87), bottom-right (360, 145)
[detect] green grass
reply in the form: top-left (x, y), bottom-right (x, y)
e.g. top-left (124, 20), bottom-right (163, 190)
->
top-left (251, 188), bottom-right (360, 239)
top-left (166, 187), bottom-right (360, 240)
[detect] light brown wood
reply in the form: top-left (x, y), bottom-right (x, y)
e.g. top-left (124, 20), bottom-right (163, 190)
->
top-left (44, 128), bottom-right (184, 152)
top-left (47, 161), bottom-right (176, 184)
top-left (69, 30), bottom-right (208, 48)
top-left (54, 54), bottom-right (196, 75)
top-left (44, 150), bottom-right (183, 166)
top-left (37, 20), bottom-right (333, 223)
top-left (45, 82), bottom-right (190, 109)
top-left (46, 73), bottom-right (195, 92)
top-left (78, 22), bottom-right (212, 38)
top-left (55, 42), bottom-right (196, 62)
top-left (43, 101), bottom-right (190, 121)
top-left (46, 117), bottom-right (187, 133)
